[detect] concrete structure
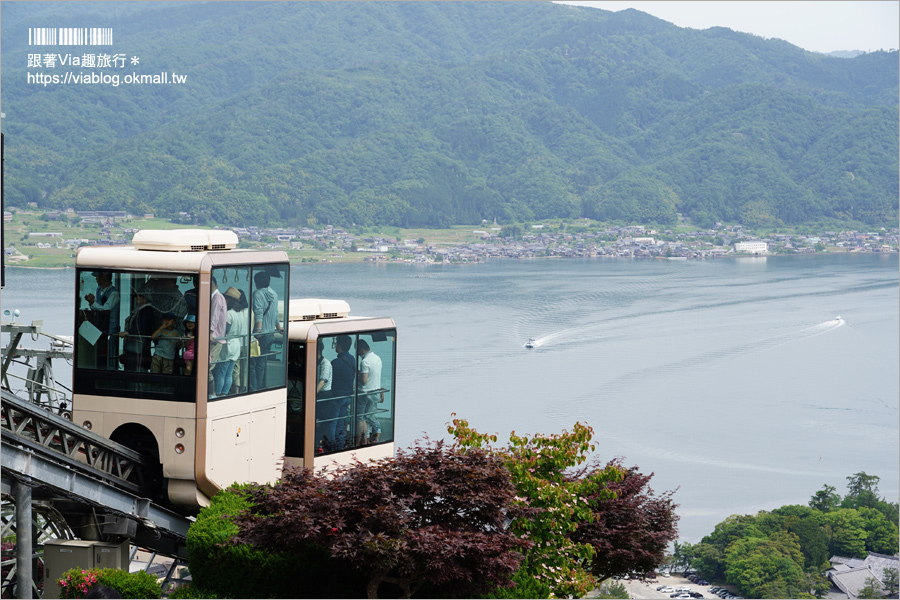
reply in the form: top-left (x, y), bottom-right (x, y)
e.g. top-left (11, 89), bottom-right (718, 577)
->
top-left (734, 240), bottom-right (768, 253)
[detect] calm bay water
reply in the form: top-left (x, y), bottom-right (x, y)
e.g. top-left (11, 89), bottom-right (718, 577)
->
top-left (3, 253), bottom-right (898, 543)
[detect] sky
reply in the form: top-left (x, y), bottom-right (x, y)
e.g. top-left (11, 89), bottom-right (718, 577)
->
top-left (557, 1), bottom-right (900, 54)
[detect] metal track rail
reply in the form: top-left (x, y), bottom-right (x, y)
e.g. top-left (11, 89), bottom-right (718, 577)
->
top-left (1, 390), bottom-right (151, 492)
top-left (1, 443), bottom-right (190, 558)
top-left (1, 390), bottom-right (191, 558)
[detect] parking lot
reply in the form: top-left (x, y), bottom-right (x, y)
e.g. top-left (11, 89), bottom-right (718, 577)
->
top-left (615, 574), bottom-right (740, 599)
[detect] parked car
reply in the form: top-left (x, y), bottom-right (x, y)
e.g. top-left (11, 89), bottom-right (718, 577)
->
top-left (660, 586), bottom-right (675, 593)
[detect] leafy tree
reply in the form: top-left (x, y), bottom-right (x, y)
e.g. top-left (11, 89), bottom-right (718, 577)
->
top-left (809, 484), bottom-right (842, 512)
top-left (671, 541), bottom-right (695, 574)
top-left (570, 463), bottom-right (679, 582)
top-left (882, 566), bottom-right (899, 596)
top-left (772, 505), bottom-right (829, 569)
top-left (595, 580), bottom-right (630, 598)
top-left (692, 542), bottom-right (726, 581)
top-left (857, 576), bottom-right (885, 599)
top-left (500, 223), bottom-right (523, 239)
top-left (799, 569), bottom-right (832, 599)
top-left (231, 440), bottom-right (523, 599)
top-left (448, 417), bottom-right (624, 598)
top-left (844, 472), bottom-right (881, 509)
top-left (701, 514), bottom-right (766, 557)
top-left (824, 509), bottom-right (868, 558)
top-left (857, 507), bottom-right (899, 555)
top-left (724, 535), bottom-right (805, 599)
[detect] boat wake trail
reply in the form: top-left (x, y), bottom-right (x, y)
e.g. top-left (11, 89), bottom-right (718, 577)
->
top-left (550, 317), bottom-right (849, 422)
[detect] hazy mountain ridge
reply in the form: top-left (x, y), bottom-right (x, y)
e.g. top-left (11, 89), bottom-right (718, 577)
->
top-left (2, 2), bottom-right (897, 227)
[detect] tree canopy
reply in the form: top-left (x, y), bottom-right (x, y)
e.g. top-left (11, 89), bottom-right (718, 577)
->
top-left (231, 440), bottom-right (524, 599)
top-left (685, 472), bottom-right (898, 599)
top-left (3, 2), bottom-right (897, 229)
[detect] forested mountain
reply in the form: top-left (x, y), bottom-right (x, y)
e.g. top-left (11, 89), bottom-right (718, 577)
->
top-left (2, 2), bottom-right (897, 228)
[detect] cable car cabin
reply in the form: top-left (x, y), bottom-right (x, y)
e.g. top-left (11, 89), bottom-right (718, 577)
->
top-left (73, 230), bottom-right (396, 512)
top-left (73, 230), bottom-right (291, 511)
top-left (283, 299), bottom-right (396, 471)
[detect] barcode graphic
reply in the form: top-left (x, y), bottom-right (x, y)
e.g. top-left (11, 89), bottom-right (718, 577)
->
top-left (28, 28), bottom-right (113, 46)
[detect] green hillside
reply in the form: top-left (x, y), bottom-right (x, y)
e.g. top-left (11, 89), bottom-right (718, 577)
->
top-left (2, 2), bottom-right (897, 228)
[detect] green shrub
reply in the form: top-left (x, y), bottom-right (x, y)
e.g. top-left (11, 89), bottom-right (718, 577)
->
top-left (479, 568), bottom-right (552, 599)
top-left (595, 581), bottom-right (630, 599)
top-left (188, 485), bottom-right (361, 598)
top-left (166, 585), bottom-right (220, 599)
top-left (97, 569), bottom-right (161, 598)
top-left (57, 568), bottom-right (161, 599)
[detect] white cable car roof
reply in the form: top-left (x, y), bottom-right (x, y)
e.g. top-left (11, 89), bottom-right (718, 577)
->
top-left (132, 229), bottom-right (238, 252)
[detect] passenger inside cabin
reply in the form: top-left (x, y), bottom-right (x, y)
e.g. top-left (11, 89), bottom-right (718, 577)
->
top-left (182, 314), bottom-right (197, 375)
top-left (85, 270), bottom-right (120, 369)
top-left (116, 281), bottom-right (156, 372)
top-left (356, 339), bottom-right (383, 446)
top-left (250, 271), bottom-right (282, 391)
top-left (209, 276), bottom-right (227, 397)
top-left (150, 312), bottom-right (181, 375)
top-left (328, 335), bottom-right (355, 452)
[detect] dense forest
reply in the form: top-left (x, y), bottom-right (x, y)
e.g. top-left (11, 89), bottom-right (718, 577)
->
top-left (2, 2), bottom-right (898, 228)
top-left (675, 473), bottom-right (899, 599)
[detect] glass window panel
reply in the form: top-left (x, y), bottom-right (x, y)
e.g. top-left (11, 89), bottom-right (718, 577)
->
top-left (312, 330), bottom-right (394, 456)
top-left (249, 265), bottom-right (288, 393)
top-left (74, 268), bottom-right (196, 402)
top-left (352, 330), bottom-right (395, 450)
top-left (314, 334), bottom-right (356, 454)
top-left (209, 267), bottom-right (251, 399)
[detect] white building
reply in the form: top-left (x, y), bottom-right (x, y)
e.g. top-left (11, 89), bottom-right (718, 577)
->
top-left (734, 241), bottom-right (768, 254)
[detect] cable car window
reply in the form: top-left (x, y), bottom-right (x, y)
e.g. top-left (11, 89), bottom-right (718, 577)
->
top-left (314, 330), bottom-right (395, 455)
top-left (74, 268), bottom-right (198, 402)
top-left (209, 267), bottom-right (251, 399)
top-left (209, 263), bottom-right (288, 401)
top-left (249, 265), bottom-right (288, 393)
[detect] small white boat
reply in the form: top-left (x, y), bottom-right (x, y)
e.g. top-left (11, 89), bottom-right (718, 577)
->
top-left (525, 337), bottom-right (536, 349)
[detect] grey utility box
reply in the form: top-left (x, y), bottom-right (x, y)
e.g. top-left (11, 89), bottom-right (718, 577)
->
top-left (42, 539), bottom-right (129, 599)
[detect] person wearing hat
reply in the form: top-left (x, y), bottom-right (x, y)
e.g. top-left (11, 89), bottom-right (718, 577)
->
top-left (116, 281), bottom-right (157, 371)
top-left (150, 312), bottom-right (181, 375)
top-left (150, 275), bottom-right (188, 333)
top-left (213, 287), bottom-right (248, 396)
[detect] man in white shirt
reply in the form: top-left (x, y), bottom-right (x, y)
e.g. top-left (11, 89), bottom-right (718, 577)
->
top-left (356, 339), bottom-right (382, 445)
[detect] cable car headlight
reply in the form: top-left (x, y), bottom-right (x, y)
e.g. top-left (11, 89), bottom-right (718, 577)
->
top-left (175, 427), bottom-right (185, 438)
top-left (175, 444), bottom-right (185, 454)
top-left (82, 421), bottom-right (92, 430)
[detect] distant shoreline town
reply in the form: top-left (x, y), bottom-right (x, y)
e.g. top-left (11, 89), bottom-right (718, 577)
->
top-left (4, 208), bottom-right (898, 267)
